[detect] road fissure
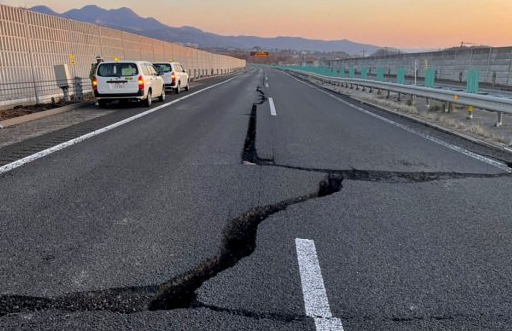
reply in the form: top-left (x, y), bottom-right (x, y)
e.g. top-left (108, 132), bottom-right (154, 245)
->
top-left (242, 86), bottom-right (274, 165)
top-left (148, 174), bottom-right (343, 310)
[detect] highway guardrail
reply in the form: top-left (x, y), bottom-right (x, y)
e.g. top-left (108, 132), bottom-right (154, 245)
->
top-left (278, 67), bottom-right (512, 126)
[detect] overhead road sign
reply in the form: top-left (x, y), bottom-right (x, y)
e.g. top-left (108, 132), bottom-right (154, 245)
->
top-left (250, 52), bottom-right (269, 58)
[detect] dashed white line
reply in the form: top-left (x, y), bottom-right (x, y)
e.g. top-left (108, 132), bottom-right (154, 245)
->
top-left (296, 238), bottom-right (344, 331)
top-left (0, 76), bottom-right (239, 176)
top-left (265, 83), bottom-right (269, 88)
top-left (269, 97), bottom-right (277, 116)
top-left (285, 72), bottom-right (511, 173)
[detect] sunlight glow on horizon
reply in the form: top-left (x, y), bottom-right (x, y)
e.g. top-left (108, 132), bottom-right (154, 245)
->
top-left (4, 0), bottom-right (512, 49)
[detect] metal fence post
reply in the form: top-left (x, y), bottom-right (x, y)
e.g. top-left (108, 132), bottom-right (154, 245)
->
top-left (22, 9), bottom-right (40, 104)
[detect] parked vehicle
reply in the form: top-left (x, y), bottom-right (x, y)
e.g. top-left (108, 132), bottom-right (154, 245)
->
top-left (153, 62), bottom-right (190, 94)
top-left (93, 61), bottom-right (165, 107)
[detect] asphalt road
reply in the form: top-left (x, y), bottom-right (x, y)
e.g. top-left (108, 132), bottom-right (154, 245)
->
top-left (1, 67), bottom-right (511, 330)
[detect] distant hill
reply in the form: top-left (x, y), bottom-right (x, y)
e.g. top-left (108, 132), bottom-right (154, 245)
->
top-left (30, 5), bottom-right (383, 54)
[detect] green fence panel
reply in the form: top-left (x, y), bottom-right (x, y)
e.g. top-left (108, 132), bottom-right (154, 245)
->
top-left (349, 67), bottom-right (355, 78)
top-left (339, 67), bottom-right (345, 78)
top-left (361, 67), bottom-right (369, 79)
top-left (377, 68), bottom-right (385, 81)
top-left (466, 69), bottom-right (479, 93)
top-left (397, 68), bottom-right (406, 84)
top-left (425, 68), bottom-right (435, 88)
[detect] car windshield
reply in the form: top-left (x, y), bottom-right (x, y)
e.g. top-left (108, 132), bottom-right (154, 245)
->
top-left (97, 63), bottom-right (139, 77)
top-left (154, 63), bottom-right (172, 73)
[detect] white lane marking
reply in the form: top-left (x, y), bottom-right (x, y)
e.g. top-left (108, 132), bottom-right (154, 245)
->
top-left (269, 97), bottom-right (277, 116)
top-left (285, 72), bottom-right (511, 173)
top-left (315, 318), bottom-right (345, 331)
top-left (0, 76), bottom-right (239, 176)
top-left (296, 238), bottom-right (344, 331)
top-left (265, 83), bottom-right (269, 88)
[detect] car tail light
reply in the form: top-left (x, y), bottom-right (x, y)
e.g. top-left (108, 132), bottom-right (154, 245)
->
top-left (92, 77), bottom-right (98, 91)
top-left (138, 75), bottom-right (144, 90)
top-left (171, 72), bottom-right (176, 83)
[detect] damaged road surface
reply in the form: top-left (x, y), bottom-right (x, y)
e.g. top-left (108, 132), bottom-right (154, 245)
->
top-left (1, 66), bottom-right (512, 330)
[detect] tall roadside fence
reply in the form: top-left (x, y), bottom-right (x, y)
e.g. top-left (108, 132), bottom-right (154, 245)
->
top-left (323, 47), bottom-right (512, 88)
top-left (0, 4), bottom-right (246, 109)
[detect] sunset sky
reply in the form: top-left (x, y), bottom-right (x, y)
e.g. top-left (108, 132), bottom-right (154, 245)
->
top-left (3, 0), bottom-right (511, 49)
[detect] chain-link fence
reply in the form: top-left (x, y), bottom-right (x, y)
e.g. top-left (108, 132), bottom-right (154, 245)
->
top-left (0, 77), bottom-right (93, 110)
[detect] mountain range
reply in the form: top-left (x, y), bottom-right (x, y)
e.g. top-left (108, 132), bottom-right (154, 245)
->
top-left (30, 5), bottom-right (383, 54)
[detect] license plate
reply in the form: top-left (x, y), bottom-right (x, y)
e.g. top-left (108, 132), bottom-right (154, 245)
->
top-left (110, 83), bottom-right (125, 89)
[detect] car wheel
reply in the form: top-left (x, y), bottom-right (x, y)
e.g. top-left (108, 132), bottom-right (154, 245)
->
top-left (176, 83), bottom-right (181, 94)
top-left (145, 91), bottom-right (152, 107)
top-left (159, 88), bottom-right (166, 102)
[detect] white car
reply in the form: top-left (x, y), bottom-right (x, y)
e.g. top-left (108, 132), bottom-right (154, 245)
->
top-left (153, 62), bottom-right (189, 94)
top-left (93, 61), bottom-right (165, 107)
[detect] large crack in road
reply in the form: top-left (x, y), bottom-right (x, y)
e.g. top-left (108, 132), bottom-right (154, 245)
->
top-left (1, 82), bottom-right (511, 324)
top-left (0, 174), bottom-right (343, 318)
top-left (0, 84), bottom-right (342, 320)
top-left (148, 174), bottom-right (343, 310)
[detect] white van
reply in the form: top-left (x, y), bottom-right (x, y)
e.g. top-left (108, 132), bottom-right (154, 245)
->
top-left (93, 61), bottom-right (165, 107)
top-left (153, 62), bottom-right (190, 94)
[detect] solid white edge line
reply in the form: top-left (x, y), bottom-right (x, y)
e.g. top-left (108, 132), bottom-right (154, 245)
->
top-left (285, 72), bottom-right (511, 173)
top-left (269, 97), bottom-right (277, 116)
top-left (295, 238), bottom-right (344, 331)
top-left (0, 76), bottom-right (239, 176)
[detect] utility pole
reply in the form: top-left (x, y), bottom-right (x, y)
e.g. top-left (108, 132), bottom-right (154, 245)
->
top-left (361, 50), bottom-right (366, 58)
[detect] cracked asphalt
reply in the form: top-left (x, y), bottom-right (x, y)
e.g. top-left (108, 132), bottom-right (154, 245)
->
top-left (1, 66), bottom-right (511, 330)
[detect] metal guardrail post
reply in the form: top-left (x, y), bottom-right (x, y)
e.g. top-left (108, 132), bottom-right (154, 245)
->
top-left (497, 112), bottom-right (504, 127)
top-left (444, 102), bottom-right (450, 113)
